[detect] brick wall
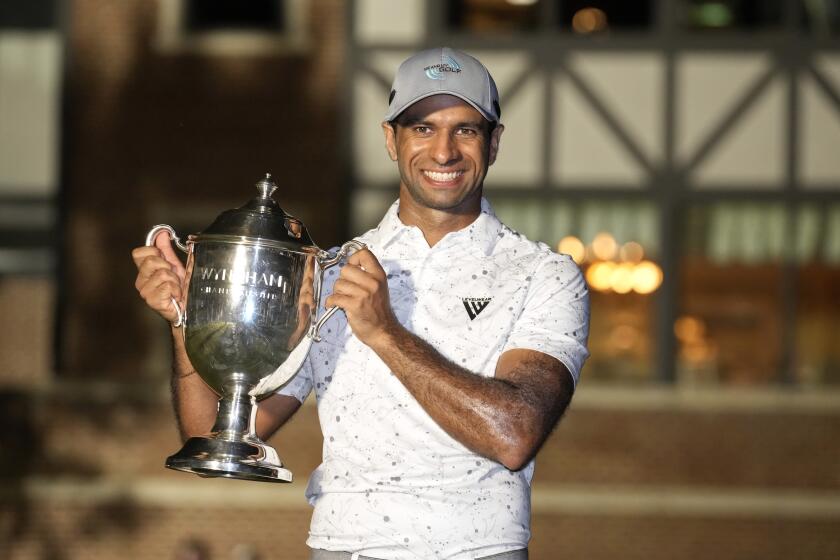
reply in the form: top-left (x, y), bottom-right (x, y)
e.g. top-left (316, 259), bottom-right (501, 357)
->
top-left (2, 387), bottom-right (840, 559)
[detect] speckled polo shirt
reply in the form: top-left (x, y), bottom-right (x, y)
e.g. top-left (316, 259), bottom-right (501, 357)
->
top-left (279, 197), bottom-right (590, 560)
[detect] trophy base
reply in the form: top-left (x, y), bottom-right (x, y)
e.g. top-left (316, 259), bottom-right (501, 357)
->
top-left (165, 436), bottom-right (293, 483)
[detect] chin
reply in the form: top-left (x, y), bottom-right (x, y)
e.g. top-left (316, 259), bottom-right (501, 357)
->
top-left (428, 195), bottom-right (477, 213)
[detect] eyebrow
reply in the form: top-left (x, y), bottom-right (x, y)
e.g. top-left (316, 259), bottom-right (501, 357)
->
top-left (396, 117), bottom-right (485, 129)
top-left (395, 116), bottom-right (425, 127)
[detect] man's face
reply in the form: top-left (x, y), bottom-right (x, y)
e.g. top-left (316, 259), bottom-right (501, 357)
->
top-left (382, 95), bottom-right (503, 216)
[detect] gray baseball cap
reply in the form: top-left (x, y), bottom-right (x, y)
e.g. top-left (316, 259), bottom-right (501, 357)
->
top-left (384, 47), bottom-right (501, 124)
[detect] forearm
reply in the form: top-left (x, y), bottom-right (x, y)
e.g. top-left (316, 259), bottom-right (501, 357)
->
top-left (326, 248), bottom-right (572, 469)
top-left (369, 326), bottom-right (563, 470)
top-left (170, 327), bottom-right (218, 441)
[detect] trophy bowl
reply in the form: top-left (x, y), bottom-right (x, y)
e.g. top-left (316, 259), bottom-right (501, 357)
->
top-left (146, 174), bottom-right (361, 483)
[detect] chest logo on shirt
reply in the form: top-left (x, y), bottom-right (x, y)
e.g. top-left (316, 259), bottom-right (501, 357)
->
top-left (462, 297), bottom-right (492, 320)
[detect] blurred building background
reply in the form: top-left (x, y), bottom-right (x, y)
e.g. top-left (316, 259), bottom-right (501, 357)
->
top-left (1, 0), bottom-right (839, 558)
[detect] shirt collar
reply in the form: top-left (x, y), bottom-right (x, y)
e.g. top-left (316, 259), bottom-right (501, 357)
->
top-left (370, 197), bottom-right (503, 256)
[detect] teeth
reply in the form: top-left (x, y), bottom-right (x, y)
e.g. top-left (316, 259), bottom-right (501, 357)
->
top-left (424, 170), bottom-right (461, 182)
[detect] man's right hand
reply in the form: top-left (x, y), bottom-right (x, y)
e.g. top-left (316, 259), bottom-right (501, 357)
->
top-left (131, 231), bottom-right (187, 324)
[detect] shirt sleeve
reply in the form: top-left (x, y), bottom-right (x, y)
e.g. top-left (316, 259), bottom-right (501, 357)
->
top-left (276, 353), bottom-right (314, 403)
top-left (501, 253), bottom-right (591, 387)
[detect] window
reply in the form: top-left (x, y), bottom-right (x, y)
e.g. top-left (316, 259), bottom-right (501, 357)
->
top-left (185, 0), bottom-right (283, 32)
top-left (679, 204), bottom-right (785, 384)
top-left (448, 0), bottom-right (542, 33)
top-left (447, 0), bottom-right (655, 34)
top-left (800, 0), bottom-right (840, 35)
top-left (677, 203), bottom-right (840, 386)
top-left (156, 0), bottom-right (308, 55)
top-left (795, 204), bottom-right (840, 385)
top-left (561, 1), bottom-right (654, 34)
top-left (495, 199), bottom-right (661, 383)
top-left (678, 0), bottom-right (785, 31)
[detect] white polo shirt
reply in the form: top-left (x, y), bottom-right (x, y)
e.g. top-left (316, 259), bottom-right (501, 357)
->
top-left (280, 198), bottom-right (589, 560)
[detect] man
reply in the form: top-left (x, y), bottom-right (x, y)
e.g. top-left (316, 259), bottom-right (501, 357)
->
top-left (133, 47), bottom-right (589, 560)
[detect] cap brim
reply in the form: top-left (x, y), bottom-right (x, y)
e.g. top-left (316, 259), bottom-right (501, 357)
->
top-left (384, 90), bottom-right (498, 124)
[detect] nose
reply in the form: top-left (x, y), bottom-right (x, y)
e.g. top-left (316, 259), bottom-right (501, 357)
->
top-left (430, 132), bottom-right (459, 165)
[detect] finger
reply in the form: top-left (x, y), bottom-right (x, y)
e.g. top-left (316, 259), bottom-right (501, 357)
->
top-left (346, 249), bottom-right (385, 279)
top-left (137, 255), bottom-right (176, 284)
top-left (324, 292), bottom-right (354, 311)
top-left (131, 246), bottom-right (163, 269)
top-left (338, 264), bottom-right (382, 290)
top-left (297, 282), bottom-right (314, 298)
top-left (153, 231), bottom-right (186, 281)
top-left (139, 269), bottom-right (183, 301)
top-left (140, 278), bottom-right (181, 307)
top-left (331, 278), bottom-right (369, 299)
top-left (302, 259), bottom-right (316, 282)
top-left (140, 280), bottom-right (182, 321)
top-left (138, 267), bottom-right (181, 297)
top-left (133, 245), bottom-right (183, 284)
top-left (137, 266), bottom-right (184, 303)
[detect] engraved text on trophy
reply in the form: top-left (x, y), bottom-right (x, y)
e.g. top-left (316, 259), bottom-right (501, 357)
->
top-left (183, 243), bottom-right (309, 392)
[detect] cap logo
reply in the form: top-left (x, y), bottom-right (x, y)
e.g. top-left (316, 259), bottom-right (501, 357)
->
top-left (424, 55), bottom-right (461, 81)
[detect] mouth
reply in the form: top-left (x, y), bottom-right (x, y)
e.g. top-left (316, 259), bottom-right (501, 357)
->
top-left (422, 170), bottom-right (464, 184)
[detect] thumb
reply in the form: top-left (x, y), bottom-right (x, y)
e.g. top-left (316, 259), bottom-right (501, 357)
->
top-left (153, 230), bottom-right (186, 282)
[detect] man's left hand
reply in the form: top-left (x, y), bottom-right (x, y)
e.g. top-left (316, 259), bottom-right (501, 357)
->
top-left (324, 248), bottom-right (401, 348)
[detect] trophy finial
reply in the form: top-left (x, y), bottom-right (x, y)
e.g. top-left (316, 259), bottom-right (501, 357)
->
top-left (256, 173), bottom-right (277, 199)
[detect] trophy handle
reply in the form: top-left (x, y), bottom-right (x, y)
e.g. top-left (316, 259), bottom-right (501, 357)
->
top-left (309, 240), bottom-right (367, 342)
top-left (145, 224), bottom-right (188, 328)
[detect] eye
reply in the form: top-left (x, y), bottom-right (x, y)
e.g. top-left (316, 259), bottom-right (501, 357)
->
top-left (456, 127), bottom-right (478, 136)
top-left (413, 125), bottom-right (432, 134)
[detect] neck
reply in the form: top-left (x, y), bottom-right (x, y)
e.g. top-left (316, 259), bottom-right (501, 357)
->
top-left (397, 191), bottom-right (482, 247)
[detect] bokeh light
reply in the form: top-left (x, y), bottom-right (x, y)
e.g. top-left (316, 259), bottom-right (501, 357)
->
top-left (620, 241), bottom-right (645, 263)
top-left (609, 324), bottom-right (639, 351)
top-left (558, 235), bottom-right (586, 264)
top-left (611, 262), bottom-right (635, 294)
top-left (631, 260), bottom-right (663, 294)
top-left (572, 7), bottom-right (608, 34)
top-left (586, 261), bottom-right (614, 291)
top-left (592, 232), bottom-right (618, 261)
top-left (674, 315), bottom-right (706, 342)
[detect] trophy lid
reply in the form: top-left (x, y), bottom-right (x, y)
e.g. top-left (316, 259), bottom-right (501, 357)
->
top-left (198, 174), bottom-right (317, 250)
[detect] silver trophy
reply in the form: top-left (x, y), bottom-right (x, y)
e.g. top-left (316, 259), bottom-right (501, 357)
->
top-left (145, 174), bottom-right (362, 483)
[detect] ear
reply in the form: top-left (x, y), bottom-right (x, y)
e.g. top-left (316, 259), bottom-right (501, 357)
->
top-left (488, 124), bottom-right (504, 166)
top-left (382, 121), bottom-right (398, 161)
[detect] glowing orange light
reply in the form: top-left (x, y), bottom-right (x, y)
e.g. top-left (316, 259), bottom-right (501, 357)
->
top-left (558, 235), bottom-right (586, 264)
top-left (609, 324), bottom-right (638, 351)
top-left (683, 343), bottom-right (712, 363)
top-left (631, 260), bottom-right (663, 294)
top-left (586, 261), bottom-right (614, 292)
top-left (674, 316), bottom-right (705, 342)
top-left (584, 244), bottom-right (597, 263)
top-left (611, 262), bottom-right (635, 294)
top-left (591, 232), bottom-right (618, 261)
top-left (620, 241), bottom-right (645, 263)
top-left (572, 7), bottom-right (608, 34)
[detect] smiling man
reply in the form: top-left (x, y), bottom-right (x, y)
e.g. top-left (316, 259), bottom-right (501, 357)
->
top-left (288, 47), bottom-right (590, 560)
top-left (380, 93), bottom-right (500, 244)
top-left (133, 48), bottom-right (589, 560)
